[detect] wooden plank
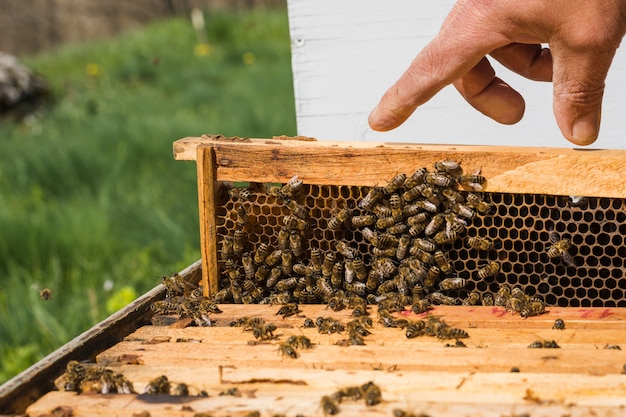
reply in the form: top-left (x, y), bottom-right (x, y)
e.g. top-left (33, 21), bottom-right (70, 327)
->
top-left (196, 145), bottom-right (219, 297)
top-left (0, 260), bottom-right (201, 415)
top-left (173, 136), bottom-right (626, 198)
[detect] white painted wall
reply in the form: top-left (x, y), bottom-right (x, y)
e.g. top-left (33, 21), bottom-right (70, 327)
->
top-left (287, 0), bottom-right (626, 149)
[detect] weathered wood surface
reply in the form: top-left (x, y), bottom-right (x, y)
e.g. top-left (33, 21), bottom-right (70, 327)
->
top-left (0, 261), bottom-right (201, 415)
top-left (174, 136), bottom-right (626, 199)
top-left (26, 305), bottom-right (626, 417)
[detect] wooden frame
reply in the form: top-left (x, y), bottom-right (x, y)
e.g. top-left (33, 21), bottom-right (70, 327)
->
top-left (174, 135), bottom-right (626, 296)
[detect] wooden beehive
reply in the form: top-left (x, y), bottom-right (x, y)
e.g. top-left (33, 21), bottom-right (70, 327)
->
top-left (6, 135), bottom-right (626, 416)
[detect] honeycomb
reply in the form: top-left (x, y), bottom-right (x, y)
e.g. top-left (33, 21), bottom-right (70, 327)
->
top-left (215, 178), bottom-right (626, 308)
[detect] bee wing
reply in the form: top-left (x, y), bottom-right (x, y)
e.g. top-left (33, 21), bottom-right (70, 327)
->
top-left (562, 252), bottom-right (576, 267)
top-left (470, 183), bottom-right (483, 191)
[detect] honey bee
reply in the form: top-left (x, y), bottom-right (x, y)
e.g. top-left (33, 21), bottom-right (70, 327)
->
top-left (404, 167), bottom-right (428, 189)
top-left (528, 339), bottom-right (560, 349)
top-left (235, 204), bottom-right (251, 228)
top-left (326, 295), bottom-right (347, 311)
top-left (395, 234), bottom-right (411, 260)
top-left (279, 175), bottom-right (303, 200)
top-left (285, 335), bottom-right (312, 350)
top-left (376, 216), bottom-right (397, 230)
top-left (434, 230), bottom-right (458, 245)
top-left (221, 235), bottom-right (235, 261)
top-left (335, 241), bottom-right (358, 259)
top-left (233, 229), bottom-right (246, 256)
top-left (241, 253), bottom-right (256, 280)
top-left (317, 277), bottom-right (335, 300)
top-left (328, 208), bottom-right (352, 230)
top-left (425, 172), bottom-right (452, 187)
top-left (351, 214), bottom-right (376, 227)
top-left (438, 277), bottom-right (465, 291)
top-left (322, 251), bottom-right (336, 277)
top-left (462, 291), bottom-right (481, 306)
top-left (39, 288), bottom-right (52, 301)
top-left (144, 375), bottom-right (171, 395)
top-left (434, 160), bottom-right (462, 175)
top-left (371, 204), bottom-right (393, 218)
top-left (386, 223), bottom-right (408, 235)
top-left (553, 318), bottom-right (565, 330)
top-left (321, 395), bottom-right (340, 415)
top-left (407, 223), bottom-right (426, 237)
top-left (494, 283), bottom-right (512, 306)
top-left (253, 242), bottom-right (270, 265)
top-left (317, 317), bottom-right (346, 334)
top-left (412, 237), bottom-right (436, 253)
top-left (371, 257), bottom-right (397, 278)
top-left (278, 342), bottom-right (299, 359)
top-left (255, 264), bottom-right (272, 284)
top-left (547, 234), bottom-right (574, 266)
top-left (427, 291), bottom-right (458, 305)
top-left (276, 303), bottom-right (301, 318)
top-left (505, 297), bottom-right (525, 314)
top-left (409, 247), bottom-right (434, 264)
top-left (331, 262), bottom-right (344, 287)
top-left (275, 277), bottom-right (299, 292)
top-left (343, 259), bottom-right (356, 284)
top-left (277, 226), bottom-right (290, 250)
top-left (458, 169), bottom-right (486, 191)
top-left (310, 247), bottom-right (323, 272)
top-left (451, 202), bottom-right (476, 219)
top-left (405, 320), bottom-right (426, 338)
top-left (411, 299), bottom-right (432, 314)
top-left (228, 187), bottom-right (251, 201)
top-left (415, 199), bottom-right (438, 212)
top-left (385, 173), bottom-right (407, 194)
top-left (286, 199), bottom-right (309, 219)
top-left (477, 261), bottom-right (500, 280)
top-left (437, 325), bottom-right (470, 340)
top-left (331, 385), bottom-right (364, 403)
top-left (359, 186), bottom-right (383, 210)
top-left (481, 292), bottom-right (494, 306)
top-left (376, 278), bottom-right (397, 295)
top-left (442, 187), bottom-right (464, 204)
top-left (603, 344), bottom-right (622, 350)
top-left (389, 193), bottom-right (403, 215)
top-left (345, 281), bottom-right (368, 296)
top-left (283, 214), bottom-right (307, 231)
top-left (433, 250), bottom-right (453, 273)
top-left (354, 258), bottom-right (368, 281)
top-left (467, 236), bottom-right (493, 251)
top-left (465, 192), bottom-right (492, 214)
top-left (423, 265), bottom-right (441, 289)
top-left (281, 249), bottom-right (294, 275)
top-left (264, 248), bottom-right (283, 267)
top-left (520, 300), bottom-right (546, 318)
top-left (362, 381), bottom-right (382, 406)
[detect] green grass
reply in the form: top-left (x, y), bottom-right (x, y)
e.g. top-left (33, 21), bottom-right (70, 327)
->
top-left (0, 8), bottom-right (296, 384)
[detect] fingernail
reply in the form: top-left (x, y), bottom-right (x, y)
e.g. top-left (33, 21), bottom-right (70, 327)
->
top-left (571, 112), bottom-right (600, 146)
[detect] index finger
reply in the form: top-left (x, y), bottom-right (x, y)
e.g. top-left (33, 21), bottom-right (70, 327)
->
top-left (368, 6), bottom-right (509, 131)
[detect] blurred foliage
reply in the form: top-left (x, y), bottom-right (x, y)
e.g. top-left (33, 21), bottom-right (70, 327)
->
top-left (0, 8), bottom-right (295, 384)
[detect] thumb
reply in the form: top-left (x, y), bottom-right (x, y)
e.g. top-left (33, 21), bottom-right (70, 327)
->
top-left (551, 48), bottom-right (616, 146)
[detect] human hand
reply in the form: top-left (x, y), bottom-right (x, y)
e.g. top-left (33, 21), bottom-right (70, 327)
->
top-left (368, 0), bottom-right (626, 146)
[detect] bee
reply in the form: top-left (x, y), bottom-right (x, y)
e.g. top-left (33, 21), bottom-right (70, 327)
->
top-left (144, 375), bottom-right (170, 395)
top-left (376, 216), bottom-right (397, 230)
top-left (404, 167), bottom-right (428, 189)
top-left (371, 204), bottom-right (393, 218)
top-left (326, 295), bottom-right (347, 311)
top-left (241, 253), bottom-right (256, 280)
top-left (286, 335), bottom-right (313, 349)
top-left (462, 291), bottom-right (481, 306)
top-left (354, 258), bottom-right (368, 281)
top-left (235, 204), bottom-right (251, 228)
top-left (359, 186), bottom-right (383, 210)
top-left (520, 300), bottom-right (546, 318)
top-left (427, 291), bottom-right (458, 305)
top-left (437, 325), bottom-right (470, 340)
top-left (228, 187), bottom-right (251, 201)
top-left (322, 251), bottom-right (336, 277)
top-left (385, 173), bottom-right (407, 194)
top-left (276, 303), bottom-right (301, 318)
top-left (277, 226), bottom-right (290, 250)
top-left (451, 202), bottom-right (476, 219)
top-left (286, 199), bottom-right (309, 219)
top-left (264, 248), bottom-right (283, 267)
top-left (310, 247), bottom-right (323, 272)
top-left (409, 247), bottom-right (433, 264)
top-left (351, 214), bottom-right (376, 227)
top-left (283, 214), bottom-right (307, 231)
top-left (371, 257), bottom-right (397, 278)
top-left (345, 281), bottom-right (367, 296)
top-left (331, 385), bottom-right (364, 403)
top-left (547, 234), bottom-right (573, 265)
top-left (39, 288), bottom-right (52, 301)
top-left (386, 223), bottom-right (408, 235)
top-left (405, 320), bottom-right (426, 338)
top-left (442, 187), bottom-right (464, 204)
top-left (467, 236), bottom-right (493, 251)
top-left (465, 192), bottom-right (492, 214)
top-left (481, 292), bottom-right (494, 306)
top-left (412, 237), bottom-right (436, 253)
top-left (434, 230), bottom-right (458, 245)
top-left (396, 234), bottom-right (411, 260)
top-left (411, 299), bottom-right (432, 314)
top-left (494, 283), bottom-right (512, 306)
top-left (415, 199), bottom-right (438, 212)
top-left (280, 175), bottom-right (304, 199)
top-left (425, 172), bottom-right (452, 187)
top-left (347, 322), bottom-right (372, 337)
top-left (434, 160), bottom-right (462, 175)
top-left (331, 262), bottom-right (344, 287)
top-left (253, 242), bottom-right (271, 265)
top-left (321, 395), bottom-right (340, 415)
top-left (233, 229), bottom-right (246, 256)
top-left (212, 287), bottom-right (232, 303)
top-left (278, 342), bottom-right (299, 359)
top-left (275, 278), bottom-right (299, 292)
top-left (335, 241), bottom-right (358, 259)
top-left (458, 169), bottom-right (486, 191)
top-left (269, 291), bottom-right (292, 305)
top-left (255, 264), bottom-right (272, 284)
top-left (362, 381), bottom-right (382, 406)
top-left (303, 317), bottom-right (316, 328)
top-left (445, 211), bottom-right (467, 235)
top-left (281, 249), bottom-right (294, 275)
top-left (376, 278), bottom-right (397, 295)
top-left (317, 317), bottom-right (345, 334)
top-left (328, 208), bottom-right (352, 230)
top-left (438, 277), bottom-right (465, 291)
top-left (505, 297), bottom-right (525, 314)
top-left (405, 213), bottom-right (430, 227)
top-left (528, 339), bottom-right (560, 349)
top-left (344, 259), bottom-right (356, 283)
top-left (423, 265), bottom-right (441, 289)
top-left (604, 344), bottom-right (622, 350)
top-left (317, 277), bottom-right (335, 300)
top-left (389, 193), bottom-right (403, 216)
top-left (221, 235), bottom-right (235, 261)
top-left (433, 251), bottom-right (453, 274)
top-left (424, 213), bottom-right (444, 236)
top-left (477, 261), bottom-right (500, 280)
top-left (553, 318), bottom-right (565, 330)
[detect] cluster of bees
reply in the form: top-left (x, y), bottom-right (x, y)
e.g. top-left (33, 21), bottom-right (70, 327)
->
top-left (321, 381), bottom-right (383, 415)
top-left (214, 160), bottom-right (552, 319)
top-left (230, 314), bottom-right (314, 359)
